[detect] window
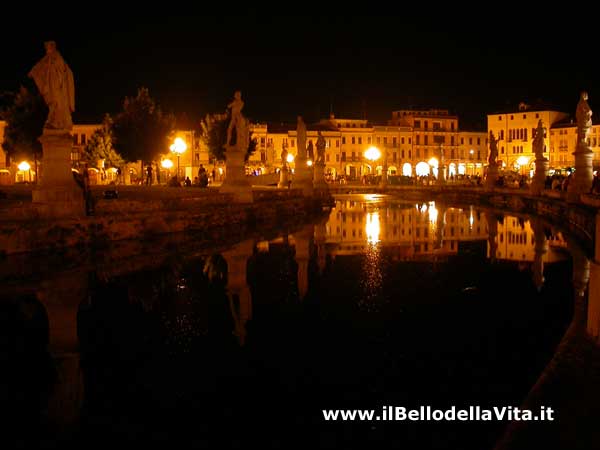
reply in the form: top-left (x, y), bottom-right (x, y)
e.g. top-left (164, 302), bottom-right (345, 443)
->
top-left (336, 154), bottom-right (340, 162)
top-left (392, 137), bottom-right (397, 147)
top-left (461, 137), bottom-right (464, 144)
top-left (414, 120), bottom-right (421, 129)
top-left (342, 137), bottom-right (346, 144)
top-left (291, 139), bottom-right (295, 147)
top-left (408, 138), bottom-right (411, 144)
top-left (433, 122), bottom-right (441, 131)
top-left (368, 137), bottom-right (372, 144)
top-left (393, 152), bottom-right (397, 162)
top-left (383, 137), bottom-right (388, 144)
top-left (523, 114), bottom-right (526, 119)
top-left (424, 136), bottom-right (428, 145)
top-left (351, 137), bottom-right (355, 144)
top-left (510, 115), bottom-right (514, 120)
top-left (358, 137), bottom-right (362, 144)
top-left (498, 116), bottom-right (502, 121)
top-left (524, 129), bottom-right (527, 141)
top-left (451, 136), bottom-right (454, 145)
top-left (401, 137), bottom-right (405, 144)
top-left (408, 150), bottom-right (412, 158)
top-left (536, 113), bottom-right (539, 119)
top-left (477, 138), bottom-right (481, 145)
top-left (469, 138), bottom-right (473, 145)
top-left (401, 150), bottom-right (405, 158)
top-left (260, 137), bottom-right (265, 147)
top-left (336, 140), bottom-right (340, 147)
top-left (416, 135), bottom-right (420, 145)
top-left (73, 134), bottom-right (78, 145)
top-left (424, 121), bottom-right (429, 130)
top-left (451, 122), bottom-right (455, 131)
top-left (451, 149), bottom-right (455, 158)
top-left (341, 152), bottom-right (346, 161)
top-left (477, 150), bottom-right (481, 159)
top-left (377, 137), bottom-right (381, 144)
top-left (416, 148), bottom-right (420, 158)
top-left (194, 153), bottom-right (200, 161)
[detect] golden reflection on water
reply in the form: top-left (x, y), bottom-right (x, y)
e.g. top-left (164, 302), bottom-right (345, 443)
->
top-left (366, 212), bottom-right (380, 244)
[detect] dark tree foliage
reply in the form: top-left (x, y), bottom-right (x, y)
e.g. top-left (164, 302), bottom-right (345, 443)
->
top-left (200, 113), bottom-right (257, 162)
top-left (0, 85), bottom-right (47, 163)
top-left (111, 87), bottom-right (175, 163)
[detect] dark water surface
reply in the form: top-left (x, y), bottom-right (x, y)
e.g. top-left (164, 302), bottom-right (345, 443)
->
top-left (1, 195), bottom-right (576, 449)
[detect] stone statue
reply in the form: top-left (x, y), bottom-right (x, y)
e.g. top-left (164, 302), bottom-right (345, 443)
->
top-left (297, 116), bottom-right (307, 156)
top-left (281, 146), bottom-right (289, 170)
top-left (226, 90), bottom-right (244, 146)
top-left (307, 141), bottom-right (314, 161)
top-left (28, 41), bottom-right (75, 131)
top-left (316, 131), bottom-right (326, 164)
top-left (532, 119), bottom-right (546, 160)
top-left (488, 131), bottom-right (499, 165)
top-left (576, 91), bottom-right (592, 143)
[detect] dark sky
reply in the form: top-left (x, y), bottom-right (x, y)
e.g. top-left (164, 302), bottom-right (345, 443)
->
top-left (1, 11), bottom-right (596, 130)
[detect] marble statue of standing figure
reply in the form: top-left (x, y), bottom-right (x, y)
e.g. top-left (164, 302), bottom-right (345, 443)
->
top-left (281, 146), bottom-right (289, 171)
top-left (226, 90), bottom-right (244, 146)
top-left (28, 41), bottom-right (75, 131)
top-left (576, 91), bottom-right (592, 143)
top-left (316, 131), bottom-right (326, 164)
top-left (488, 130), bottom-right (500, 165)
top-left (297, 116), bottom-right (307, 156)
top-left (532, 119), bottom-right (546, 160)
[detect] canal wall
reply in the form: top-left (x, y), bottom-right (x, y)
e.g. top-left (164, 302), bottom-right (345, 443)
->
top-left (0, 189), bottom-right (326, 255)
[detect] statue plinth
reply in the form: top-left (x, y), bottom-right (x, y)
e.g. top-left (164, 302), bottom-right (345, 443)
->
top-left (530, 157), bottom-right (549, 196)
top-left (568, 142), bottom-right (594, 200)
top-left (219, 145), bottom-right (253, 203)
top-left (278, 166), bottom-right (290, 188)
top-left (32, 130), bottom-right (85, 218)
top-left (291, 155), bottom-right (314, 196)
top-left (313, 161), bottom-right (328, 192)
top-left (437, 164), bottom-right (446, 185)
top-left (485, 163), bottom-right (499, 189)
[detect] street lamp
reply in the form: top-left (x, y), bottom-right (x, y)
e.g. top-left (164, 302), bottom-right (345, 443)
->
top-left (364, 146), bottom-right (382, 185)
top-left (170, 137), bottom-right (187, 183)
top-left (161, 158), bottom-right (174, 183)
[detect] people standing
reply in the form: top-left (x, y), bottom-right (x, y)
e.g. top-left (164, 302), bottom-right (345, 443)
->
top-left (145, 164), bottom-right (153, 186)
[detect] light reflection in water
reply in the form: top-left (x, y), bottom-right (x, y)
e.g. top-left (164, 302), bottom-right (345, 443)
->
top-left (428, 201), bottom-right (438, 224)
top-left (366, 212), bottom-right (380, 244)
top-left (361, 210), bottom-right (383, 311)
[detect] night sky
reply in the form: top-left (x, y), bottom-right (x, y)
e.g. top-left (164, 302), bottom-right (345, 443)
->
top-left (1, 11), bottom-right (596, 130)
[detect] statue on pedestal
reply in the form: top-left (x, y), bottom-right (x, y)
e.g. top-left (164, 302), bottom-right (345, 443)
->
top-left (316, 131), bottom-right (326, 164)
top-left (488, 131), bottom-right (499, 166)
top-left (28, 41), bottom-right (75, 132)
top-left (576, 91), bottom-right (592, 144)
top-left (226, 90), bottom-right (244, 146)
top-left (297, 116), bottom-right (307, 156)
top-left (281, 146), bottom-right (289, 170)
top-left (533, 119), bottom-right (546, 160)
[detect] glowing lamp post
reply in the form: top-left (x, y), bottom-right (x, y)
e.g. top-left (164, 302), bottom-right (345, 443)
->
top-left (18, 161), bottom-right (31, 183)
top-left (170, 137), bottom-right (187, 183)
top-left (364, 146), bottom-right (382, 185)
top-left (161, 158), bottom-right (173, 182)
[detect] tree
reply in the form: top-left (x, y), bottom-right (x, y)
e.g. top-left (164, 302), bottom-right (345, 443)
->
top-left (0, 86), bottom-right (47, 164)
top-left (111, 87), bottom-right (175, 163)
top-left (82, 115), bottom-right (124, 169)
top-left (200, 113), bottom-right (257, 162)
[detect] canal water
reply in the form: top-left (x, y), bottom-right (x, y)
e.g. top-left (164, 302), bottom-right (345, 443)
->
top-left (1, 195), bottom-right (576, 449)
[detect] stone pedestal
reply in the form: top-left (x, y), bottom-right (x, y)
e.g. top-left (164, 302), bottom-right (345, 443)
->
top-left (531, 158), bottom-right (549, 196)
top-left (568, 144), bottom-right (594, 201)
top-left (485, 163), bottom-right (499, 189)
top-left (437, 164), bottom-right (446, 185)
top-left (220, 145), bottom-right (253, 203)
top-left (291, 156), bottom-right (313, 196)
top-left (278, 167), bottom-right (290, 188)
top-left (313, 161), bottom-right (328, 192)
top-left (32, 131), bottom-right (85, 218)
